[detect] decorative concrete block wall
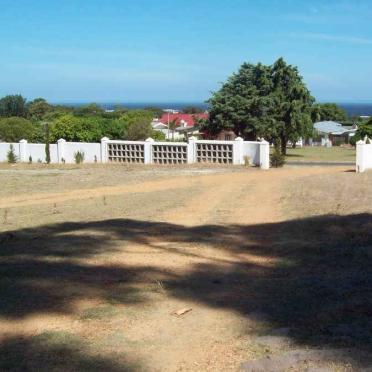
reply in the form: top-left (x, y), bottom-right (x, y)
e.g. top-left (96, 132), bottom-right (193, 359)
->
top-left (0, 137), bottom-right (270, 169)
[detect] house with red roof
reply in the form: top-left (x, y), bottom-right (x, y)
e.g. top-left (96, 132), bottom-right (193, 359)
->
top-left (151, 112), bottom-right (209, 140)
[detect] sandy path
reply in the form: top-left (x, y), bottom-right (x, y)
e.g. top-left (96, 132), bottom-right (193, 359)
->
top-left (0, 165), bottom-right (352, 371)
top-left (0, 166), bottom-right (347, 217)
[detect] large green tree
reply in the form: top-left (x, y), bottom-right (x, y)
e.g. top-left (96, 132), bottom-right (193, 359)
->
top-left (206, 58), bottom-right (314, 154)
top-left (0, 117), bottom-right (36, 142)
top-left (311, 103), bottom-right (348, 123)
top-left (27, 98), bottom-right (52, 120)
top-left (271, 58), bottom-right (314, 154)
top-left (0, 95), bottom-right (28, 117)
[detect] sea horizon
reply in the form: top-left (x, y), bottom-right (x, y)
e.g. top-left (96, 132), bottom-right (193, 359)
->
top-left (52, 101), bottom-right (372, 117)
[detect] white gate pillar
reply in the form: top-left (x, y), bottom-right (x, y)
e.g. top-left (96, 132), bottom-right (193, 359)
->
top-left (19, 139), bottom-right (28, 162)
top-left (259, 139), bottom-right (270, 170)
top-left (57, 138), bottom-right (66, 163)
top-left (356, 140), bottom-right (366, 173)
top-left (100, 137), bottom-right (109, 163)
top-left (188, 136), bottom-right (197, 164)
top-left (233, 137), bottom-right (244, 165)
top-left (144, 138), bottom-right (154, 164)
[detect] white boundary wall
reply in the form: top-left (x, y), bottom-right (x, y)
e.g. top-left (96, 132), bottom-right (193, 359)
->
top-left (0, 137), bottom-right (270, 169)
top-left (356, 139), bottom-right (372, 173)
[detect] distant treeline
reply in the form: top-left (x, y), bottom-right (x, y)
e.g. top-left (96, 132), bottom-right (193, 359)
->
top-left (0, 95), bottom-right (204, 143)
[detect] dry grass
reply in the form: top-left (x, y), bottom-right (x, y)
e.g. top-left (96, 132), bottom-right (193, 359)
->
top-left (285, 146), bottom-right (356, 162)
top-left (1, 164), bottom-right (372, 371)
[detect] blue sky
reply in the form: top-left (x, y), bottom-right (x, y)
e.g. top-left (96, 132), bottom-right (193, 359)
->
top-left (0, 0), bottom-right (371, 103)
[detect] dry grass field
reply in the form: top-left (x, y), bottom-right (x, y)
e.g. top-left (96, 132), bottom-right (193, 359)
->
top-left (1, 163), bottom-right (372, 371)
top-left (285, 146), bottom-right (356, 162)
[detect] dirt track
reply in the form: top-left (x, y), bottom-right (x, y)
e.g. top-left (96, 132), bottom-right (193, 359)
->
top-left (2, 164), bottom-right (370, 371)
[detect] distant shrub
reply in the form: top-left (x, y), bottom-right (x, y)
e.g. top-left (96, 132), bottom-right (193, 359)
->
top-left (243, 155), bottom-right (251, 166)
top-left (74, 151), bottom-right (85, 164)
top-left (0, 117), bottom-right (36, 142)
top-left (349, 133), bottom-right (362, 147)
top-left (7, 144), bottom-right (17, 163)
top-left (45, 123), bottom-right (51, 164)
top-left (28, 155), bottom-right (32, 164)
top-left (270, 147), bottom-right (285, 168)
top-left (151, 130), bottom-right (166, 141)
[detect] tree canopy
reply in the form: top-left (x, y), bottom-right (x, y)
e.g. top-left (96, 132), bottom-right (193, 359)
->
top-left (356, 117), bottom-right (372, 140)
top-left (205, 58), bottom-right (314, 153)
top-left (0, 117), bottom-right (38, 142)
top-left (0, 95), bottom-right (28, 118)
top-left (311, 103), bottom-right (348, 123)
top-left (27, 98), bottom-right (52, 120)
top-left (0, 94), bottom-right (163, 143)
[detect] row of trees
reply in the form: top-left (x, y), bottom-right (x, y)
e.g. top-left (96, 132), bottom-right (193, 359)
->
top-left (203, 58), bottom-right (355, 154)
top-left (0, 95), bottom-right (208, 143)
top-left (0, 96), bottom-right (168, 143)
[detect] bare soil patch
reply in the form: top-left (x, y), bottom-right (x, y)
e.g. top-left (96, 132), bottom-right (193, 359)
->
top-left (1, 164), bottom-right (371, 371)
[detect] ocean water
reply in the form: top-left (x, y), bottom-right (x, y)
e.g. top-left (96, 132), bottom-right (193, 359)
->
top-left (338, 103), bottom-right (372, 117)
top-left (62, 102), bottom-right (372, 117)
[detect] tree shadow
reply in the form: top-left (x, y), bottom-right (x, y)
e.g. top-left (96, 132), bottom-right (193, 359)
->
top-left (0, 334), bottom-right (136, 371)
top-left (285, 153), bottom-right (304, 158)
top-left (1, 214), bottom-right (372, 368)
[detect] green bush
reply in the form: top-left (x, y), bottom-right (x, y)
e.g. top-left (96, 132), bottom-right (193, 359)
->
top-left (270, 147), bottom-right (286, 168)
top-left (349, 133), bottom-right (361, 147)
top-left (151, 130), bottom-right (166, 141)
top-left (7, 144), bottom-right (18, 163)
top-left (0, 117), bottom-right (36, 142)
top-left (74, 151), bottom-right (85, 164)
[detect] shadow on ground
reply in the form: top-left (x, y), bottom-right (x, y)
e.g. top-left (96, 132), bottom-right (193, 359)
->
top-left (0, 335), bottom-right (136, 371)
top-left (1, 214), bottom-right (372, 369)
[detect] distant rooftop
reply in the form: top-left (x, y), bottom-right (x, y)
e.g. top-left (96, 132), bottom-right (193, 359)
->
top-left (314, 121), bottom-right (355, 135)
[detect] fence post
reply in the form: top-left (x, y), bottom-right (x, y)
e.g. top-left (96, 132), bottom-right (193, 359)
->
top-left (57, 138), bottom-right (66, 163)
top-left (100, 137), bottom-right (109, 163)
top-left (144, 138), bottom-right (154, 164)
top-left (19, 139), bottom-right (28, 162)
top-left (188, 136), bottom-right (197, 164)
top-left (233, 137), bottom-right (244, 165)
top-left (356, 140), bottom-right (366, 173)
top-left (259, 140), bottom-right (270, 170)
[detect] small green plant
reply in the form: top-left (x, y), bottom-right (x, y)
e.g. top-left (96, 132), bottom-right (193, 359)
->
top-left (28, 155), bottom-right (33, 164)
top-left (94, 155), bottom-right (97, 163)
top-left (270, 147), bottom-right (286, 168)
top-left (37, 158), bottom-right (42, 163)
top-left (243, 155), bottom-right (251, 167)
top-left (61, 157), bottom-right (66, 164)
top-left (44, 123), bottom-right (51, 164)
top-left (7, 145), bottom-right (18, 163)
top-left (74, 151), bottom-right (85, 164)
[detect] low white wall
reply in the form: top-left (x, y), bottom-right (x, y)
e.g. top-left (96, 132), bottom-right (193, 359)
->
top-left (62, 142), bottom-right (101, 163)
top-left (0, 137), bottom-right (270, 169)
top-left (356, 140), bottom-right (372, 173)
top-left (25, 144), bottom-right (58, 163)
top-left (0, 140), bottom-right (99, 164)
top-left (242, 141), bottom-right (260, 165)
